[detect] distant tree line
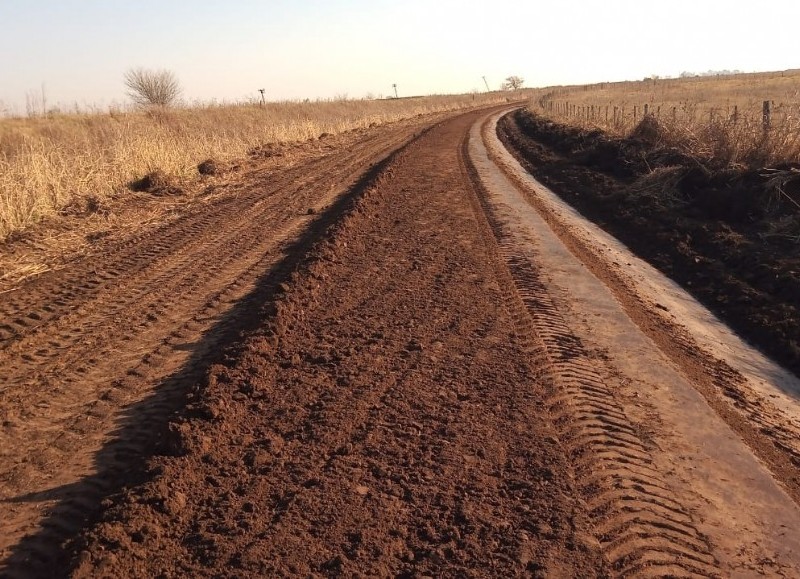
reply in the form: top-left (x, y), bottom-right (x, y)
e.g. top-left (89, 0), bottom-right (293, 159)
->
top-left (679, 69), bottom-right (744, 78)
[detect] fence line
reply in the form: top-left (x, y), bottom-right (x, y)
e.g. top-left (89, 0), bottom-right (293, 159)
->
top-left (541, 99), bottom-right (792, 135)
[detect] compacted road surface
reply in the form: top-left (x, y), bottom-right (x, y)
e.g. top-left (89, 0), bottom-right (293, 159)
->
top-left (2, 107), bottom-right (799, 577)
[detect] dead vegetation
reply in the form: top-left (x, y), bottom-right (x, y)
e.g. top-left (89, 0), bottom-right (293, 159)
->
top-left (0, 92), bottom-right (520, 240)
top-left (497, 107), bottom-right (800, 376)
top-left (528, 69), bottom-right (800, 171)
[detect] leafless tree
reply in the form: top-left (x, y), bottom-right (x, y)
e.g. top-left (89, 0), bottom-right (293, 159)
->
top-left (124, 68), bottom-right (182, 107)
top-left (502, 75), bottom-right (525, 91)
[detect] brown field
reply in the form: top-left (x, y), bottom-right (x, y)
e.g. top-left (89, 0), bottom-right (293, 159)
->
top-left (526, 69), bottom-right (800, 169)
top-left (0, 92), bottom-right (521, 240)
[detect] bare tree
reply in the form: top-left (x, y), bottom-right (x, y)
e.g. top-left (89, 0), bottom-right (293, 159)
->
top-left (502, 75), bottom-right (525, 91)
top-left (124, 68), bottom-right (182, 107)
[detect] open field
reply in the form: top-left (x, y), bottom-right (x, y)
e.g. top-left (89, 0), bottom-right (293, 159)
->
top-left (1, 100), bottom-right (800, 577)
top-left (0, 92), bottom-right (521, 240)
top-left (528, 69), bottom-right (800, 169)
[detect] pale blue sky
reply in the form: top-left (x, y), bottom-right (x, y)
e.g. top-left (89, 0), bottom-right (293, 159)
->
top-left (2, 0), bottom-right (799, 113)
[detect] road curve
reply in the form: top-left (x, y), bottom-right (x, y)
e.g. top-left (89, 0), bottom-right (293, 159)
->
top-left (0, 114), bottom-right (442, 576)
top-left (2, 106), bottom-right (799, 577)
top-left (473, 110), bottom-right (800, 576)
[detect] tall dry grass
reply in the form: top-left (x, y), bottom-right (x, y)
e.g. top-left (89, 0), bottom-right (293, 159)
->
top-left (0, 92), bottom-right (519, 240)
top-left (527, 69), bottom-right (800, 170)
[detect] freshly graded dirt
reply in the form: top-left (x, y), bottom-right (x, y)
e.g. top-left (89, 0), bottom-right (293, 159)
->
top-left (67, 110), bottom-right (607, 578)
top-left (0, 113), bottom-right (454, 577)
top-left (3, 103), bottom-right (800, 578)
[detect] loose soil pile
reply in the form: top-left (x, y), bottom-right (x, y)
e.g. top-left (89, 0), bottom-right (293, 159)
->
top-left (497, 109), bottom-right (800, 378)
top-left (69, 112), bottom-right (607, 577)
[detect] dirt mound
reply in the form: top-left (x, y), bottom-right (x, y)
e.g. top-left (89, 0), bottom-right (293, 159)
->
top-left (0, 112), bottom-right (452, 577)
top-left (197, 158), bottom-right (221, 175)
top-left (498, 108), bottom-right (800, 377)
top-left (248, 142), bottom-right (287, 159)
top-left (129, 170), bottom-right (183, 196)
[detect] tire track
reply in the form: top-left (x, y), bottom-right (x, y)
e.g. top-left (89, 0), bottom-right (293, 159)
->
top-left (461, 121), bottom-right (721, 577)
top-left (495, 110), bottom-right (800, 505)
top-left (0, 119), bottom-right (431, 573)
top-left (0, 130), bottom-right (402, 352)
top-left (66, 106), bottom-right (609, 579)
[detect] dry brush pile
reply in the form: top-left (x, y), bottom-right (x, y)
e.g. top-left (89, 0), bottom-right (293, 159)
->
top-left (0, 92), bottom-right (519, 240)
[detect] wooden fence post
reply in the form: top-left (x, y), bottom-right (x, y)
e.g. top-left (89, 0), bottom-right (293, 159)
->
top-left (763, 100), bottom-right (771, 132)
top-left (732, 105), bottom-right (738, 125)
top-left (644, 103), bottom-right (649, 116)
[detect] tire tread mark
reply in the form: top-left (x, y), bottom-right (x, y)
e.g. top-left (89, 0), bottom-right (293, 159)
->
top-left (460, 120), bottom-right (721, 577)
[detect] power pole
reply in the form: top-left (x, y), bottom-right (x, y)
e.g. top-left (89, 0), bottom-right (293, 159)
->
top-left (392, 83), bottom-right (398, 99)
top-left (482, 76), bottom-right (490, 92)
top-left (258, 89), bottom-right (265, 106)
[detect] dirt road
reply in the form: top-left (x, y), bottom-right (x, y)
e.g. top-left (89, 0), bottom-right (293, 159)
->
top-left (2, 106), bottom-right (800, 577)
top-left (0, 115), bottom-right (440, 576)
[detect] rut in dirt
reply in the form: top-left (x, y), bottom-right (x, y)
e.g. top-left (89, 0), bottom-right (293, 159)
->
top-left (464, 120), bottom-right (720, 577)
top-left (496, 107), bottom-right (800, 380)
top-left (67, 109), bottom-right (610, 578)
top-left (8, 104), bottom-right (795, 578)
top-left (497, 107), bottom-right (800, 509)
top-left (0, 118), bottom-right (432, 577)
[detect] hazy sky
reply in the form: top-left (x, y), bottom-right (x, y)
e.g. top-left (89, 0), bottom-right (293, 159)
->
top-left (2, 0), bottom-right (799, 113)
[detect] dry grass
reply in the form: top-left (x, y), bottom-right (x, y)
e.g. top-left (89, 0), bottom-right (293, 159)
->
top-left (527, 69), bottom-right (800, 170)
top-left (0, 92), bottom-right (519, 240)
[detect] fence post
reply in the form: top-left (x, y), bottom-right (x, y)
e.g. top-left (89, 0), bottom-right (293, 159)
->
top-left (732, 105), bottom-right (738, 125)
top-left (672, 107), bottom-right (677, 122)
top-left (644, 103), bottom-right (649, 116)
top-left (763, 100), bottom-right (771, 132)
top-left (633, 105), bottom-right (638, 123)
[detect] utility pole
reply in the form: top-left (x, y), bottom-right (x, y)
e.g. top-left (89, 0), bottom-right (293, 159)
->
top-left (482, 76), bottom-right (490, 92)
top-left (258, 89), bottom-right (265, 106)
top-left (392, 83), bottom-right (398, 99)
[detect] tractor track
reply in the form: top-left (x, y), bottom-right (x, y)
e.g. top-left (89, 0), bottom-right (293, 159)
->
top-left (495, 110), bottom-right (800, 506)
top-left (4, 105), bottom-right (800, 577)
top-left (461, 119), bottom-right (720, 577)
top-left (0, 115), bottom-right (438, 576)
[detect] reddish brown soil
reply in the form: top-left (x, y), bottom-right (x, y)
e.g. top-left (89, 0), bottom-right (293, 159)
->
top-left (497, 109), bottom-right (800, 378)
top-left (65, 110), bottom-right (608, 578)
top-left (0, 113), bottom-right (458, 577)
top-left (5, 103), bottom-right (798, 578)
